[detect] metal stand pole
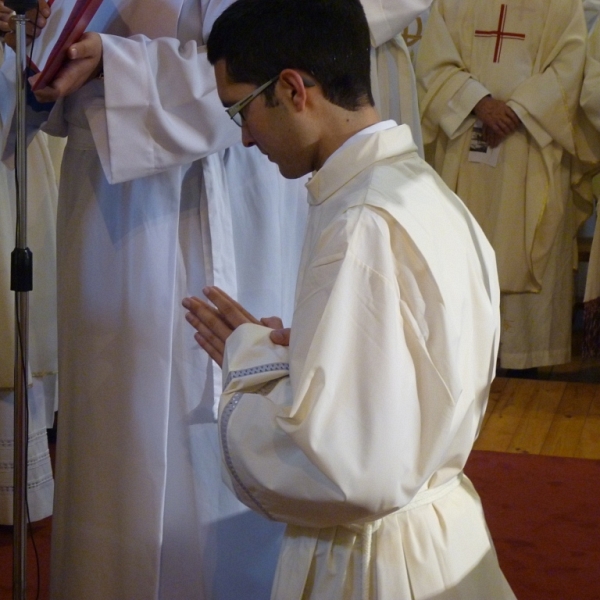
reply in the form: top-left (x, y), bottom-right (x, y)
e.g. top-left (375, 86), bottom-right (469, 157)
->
top-left (5, 1), bottom-right (38, 596)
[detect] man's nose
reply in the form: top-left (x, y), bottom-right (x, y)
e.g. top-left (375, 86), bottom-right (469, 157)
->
top-left (241, 123), bottom-right (256, 148)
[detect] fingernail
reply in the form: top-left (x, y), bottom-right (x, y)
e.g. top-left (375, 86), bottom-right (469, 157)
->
top-left (271, 330), bottom-right (284, 343)
top-left (69, 47), bottom-right (78, 59)
top-left (202, 286), bottom-right (211, 296)
top-left (182, 298), bottom-right (190, 308)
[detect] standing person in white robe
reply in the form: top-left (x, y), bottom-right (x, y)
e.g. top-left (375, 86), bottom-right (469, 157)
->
top-left (365, 0), bottom-right (432, 156)
top-left (0, 31), bottom-right (58, 524)
top-left (0, 0), bottom-right (436, 598)
top-left (183, 0), bottom-right (516, 597)
top-left (416, 0), bottom-right (590, 370)
top-left (3, 1), bottom-right (300, 598)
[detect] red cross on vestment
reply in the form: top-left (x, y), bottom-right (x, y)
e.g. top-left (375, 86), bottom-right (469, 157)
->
top-left (474, 4), bottom-right (526, 63)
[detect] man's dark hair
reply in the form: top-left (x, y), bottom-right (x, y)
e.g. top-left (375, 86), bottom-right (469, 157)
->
top-left (207, 0), bottom-right (374, 111)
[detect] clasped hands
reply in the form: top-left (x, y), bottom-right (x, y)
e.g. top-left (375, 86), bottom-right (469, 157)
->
top-left (0, 0), bottom-right (103, 103)
top-left (182, 287), bottom-right (290, 368)
top-left (473, 95), bottom-right (521, 148)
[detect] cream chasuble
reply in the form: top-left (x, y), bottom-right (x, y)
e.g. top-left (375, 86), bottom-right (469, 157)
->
top-left (217, 126), bottom-right (515, 600)
top-left (416, 0), bottom-right (589, 368)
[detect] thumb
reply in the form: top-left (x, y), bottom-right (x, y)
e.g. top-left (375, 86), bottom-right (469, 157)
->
top-left (269, 328), bottom-right (291, 347)
top-left (260, 316), bottom-right (284, 329)
top-left (68, 32), bottom-right (101, 60)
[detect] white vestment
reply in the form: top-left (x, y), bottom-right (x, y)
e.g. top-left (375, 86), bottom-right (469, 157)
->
top-left (2, 0), bottom-right (301, 597)
top-left (416, 0), bottom-right (589, 369)
top-left (0, 41), bottom-right (58, 525)
top-left (217, 125), bottom-right (515, 600)
top-left (0, 0), bottom-right (434, 597)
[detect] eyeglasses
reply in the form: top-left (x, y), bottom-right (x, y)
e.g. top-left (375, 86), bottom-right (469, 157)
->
top-left (226, 75), bottom-right (279, 127)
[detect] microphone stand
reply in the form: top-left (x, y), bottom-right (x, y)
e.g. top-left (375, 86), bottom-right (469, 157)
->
top-left (4, 1), bottom-right (39, 598)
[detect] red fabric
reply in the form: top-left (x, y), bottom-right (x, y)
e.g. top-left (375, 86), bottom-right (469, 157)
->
top-left (466, 450), bottom-right (600, 600)
top-left (0, 518), bottom-right (52, 599)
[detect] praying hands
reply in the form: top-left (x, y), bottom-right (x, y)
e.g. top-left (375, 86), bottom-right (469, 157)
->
top-left (182, 287), bottom-right (290, 367)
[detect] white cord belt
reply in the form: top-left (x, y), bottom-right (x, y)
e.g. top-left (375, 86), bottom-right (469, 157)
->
top-left (356, 473), bottom-right (464, 600)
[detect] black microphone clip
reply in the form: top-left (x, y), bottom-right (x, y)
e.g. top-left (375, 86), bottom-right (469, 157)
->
top-left (4, 0), bottom-right (39, 15)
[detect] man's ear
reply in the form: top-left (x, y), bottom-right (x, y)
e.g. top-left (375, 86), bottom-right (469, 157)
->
top-left (277, 69), bottom-right (311, 112)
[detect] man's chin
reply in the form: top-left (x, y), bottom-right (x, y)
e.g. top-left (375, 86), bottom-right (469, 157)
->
top-left (276, 162), bottom-right (309, 180)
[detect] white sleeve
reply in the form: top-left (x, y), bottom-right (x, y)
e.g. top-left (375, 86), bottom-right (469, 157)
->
top-left (218, 208), bottom-right (462, 528)
top-left (92, 33), bottom-right (239, 184)
top-left (505, 0), bottom-right (586, 153)
top-left (361, 0), bottom-right (433, 46)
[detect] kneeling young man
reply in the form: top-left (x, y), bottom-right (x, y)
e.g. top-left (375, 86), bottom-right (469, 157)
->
top-left (183, 0), bottom-right (516, 598)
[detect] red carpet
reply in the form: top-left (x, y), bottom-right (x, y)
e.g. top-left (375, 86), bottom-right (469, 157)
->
top-left (0, 517), bottom-right (51, 600)
top-left (465, 450), bottom-right (600, 600)
top-left (1, 450), bottom-right (598, 599)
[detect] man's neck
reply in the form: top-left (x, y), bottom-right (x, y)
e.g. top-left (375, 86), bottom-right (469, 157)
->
top-left (314, 105), bottom-right (381, 171)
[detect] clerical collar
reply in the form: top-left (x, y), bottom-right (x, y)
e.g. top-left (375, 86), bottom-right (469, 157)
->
top-left (323, 119), bottom-right (397, 168)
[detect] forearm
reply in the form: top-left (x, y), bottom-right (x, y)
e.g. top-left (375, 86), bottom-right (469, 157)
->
top-left (220, 324), bottom-right (383, 528)
top-left (98, 33), bottom-right (238, 183)
top-left (507, 0), bottom-right (585, 153)
top-left (420, 74), bottom-right (490, 142)
top-left (218, 240), bottom-right (454, 529)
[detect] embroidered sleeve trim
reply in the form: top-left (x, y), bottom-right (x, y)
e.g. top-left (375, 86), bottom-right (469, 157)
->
top-left (224, 362), bottom-right (289, 388)
top-left (220, 392), bottom-right (274, 521)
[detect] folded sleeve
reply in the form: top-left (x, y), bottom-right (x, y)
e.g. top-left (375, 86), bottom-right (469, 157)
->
top-left (505, 0), bottom-right (586, 153)
top-left (218, 208), bottom-right (461, 528)
top-left (94, 33), bottom-right (239, 184)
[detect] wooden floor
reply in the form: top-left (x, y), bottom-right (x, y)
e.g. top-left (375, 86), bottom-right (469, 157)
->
top-left (476, 305), bottom-right (600, 460)
top-left (475, 376), bottom-right (600, 459)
